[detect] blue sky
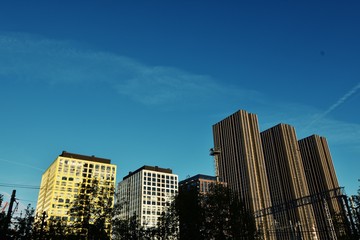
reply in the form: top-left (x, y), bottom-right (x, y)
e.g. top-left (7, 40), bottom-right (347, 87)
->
top-left (0, 1), bottom-right (359, 211)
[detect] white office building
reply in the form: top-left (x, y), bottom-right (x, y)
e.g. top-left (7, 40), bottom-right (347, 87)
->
top-left (116, 165), bottom-right (178, 228)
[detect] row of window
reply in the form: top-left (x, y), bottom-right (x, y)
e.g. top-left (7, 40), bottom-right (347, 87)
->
top-left (143, 185), bottom-right (177, 191)
top-left (143, 172), bottom-right (177, 180)
top-left (143, 182), bottom-right (177, 188)
top-left (142, 209), bottom-right (163, 216)
top-left (143, 190), bottom-right (175, 195)
top-left (142, 200), bottom-right (171, 206)
top-left (59, 160), bottom-right (115, 172)
top-left (144, 176), bottom-right (177, 181)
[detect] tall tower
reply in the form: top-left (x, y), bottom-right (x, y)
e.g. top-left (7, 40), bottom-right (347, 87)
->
top-left (116, 166), bottom-right (178, 228)
top-left (261, 124), bottom-right (317, 239)
top-left (299, 135), bottom-right (345, 239)
top-left (212, 110), bottom-right (274, 239)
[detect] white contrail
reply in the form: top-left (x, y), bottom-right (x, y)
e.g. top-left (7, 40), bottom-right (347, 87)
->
top-left (322, 82), bottom-right (360, 117)
top-left (308, 82), bottom-right (360, 127)
top-left (0, 158), bottom-right (44, 172)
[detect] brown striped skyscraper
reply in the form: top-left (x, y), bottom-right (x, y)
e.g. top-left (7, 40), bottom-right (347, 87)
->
top-left (212, 110), bottom-right (275, 240)
top-left (212, 110), bottom-right (349, 240)
top-left (261, 124), bottom-right (317, 239)
top-left (299, 135), bottom-right (345, 239)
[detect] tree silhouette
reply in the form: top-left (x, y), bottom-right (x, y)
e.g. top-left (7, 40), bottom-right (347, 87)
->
top-left (0, 194), bottom-right (7, 239)
top-left (175, 188), bottom-right (203, 240)
top-left (201, 184), bottom-right (258, 240)
top-left (13, 204), bottom-right (35, 239)
top-left (156, 202), bottom-right (179, 239)
top-left (111, 212), bottom-right (145, 240)
top-left (173, 184), bottom-right (258, 240)
top-left (350, 181), bottom-right (360, 239)
top-left (69, 178), bottom-right (114, 239)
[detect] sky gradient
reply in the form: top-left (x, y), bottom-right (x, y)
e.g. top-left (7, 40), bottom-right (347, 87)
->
top-left (0, 1), bottom-right (359, 212)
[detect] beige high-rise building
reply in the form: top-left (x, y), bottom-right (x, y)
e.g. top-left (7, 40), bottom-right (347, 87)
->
top-left (299, 135), bottom-right (345, 239)
top-left (35, 151), bottom-right (117, 225)
top-left (261, 124), bottom-right (317, 239)
top-left (212, 110), bottom-right (275, 240)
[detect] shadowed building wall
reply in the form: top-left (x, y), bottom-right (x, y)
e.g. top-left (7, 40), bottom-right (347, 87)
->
top-left (261, 124), bottom-right (317, 239)
top-left (179, 174), bottom-right (218, 194)
top-left (212, 110), bottom-right (275, 240)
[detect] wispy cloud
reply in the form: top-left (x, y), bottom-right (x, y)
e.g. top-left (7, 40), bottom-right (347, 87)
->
top-left (1, 32), bottom-right (359, 153)
top-left (0, 33), bottom-right (258, 105)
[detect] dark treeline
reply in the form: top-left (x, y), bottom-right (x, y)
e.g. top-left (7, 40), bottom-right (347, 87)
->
top-left (1, 181), bottom-right (359, 240)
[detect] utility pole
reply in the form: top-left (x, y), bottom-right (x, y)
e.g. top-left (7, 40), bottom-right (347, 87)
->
top-left (2, 189), bottom-right (16, 238)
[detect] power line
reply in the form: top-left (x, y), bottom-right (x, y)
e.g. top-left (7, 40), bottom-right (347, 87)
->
top-left (16, 198), bottom-right (38, 203)
top-left (0, 183), bottom-right (41, 190)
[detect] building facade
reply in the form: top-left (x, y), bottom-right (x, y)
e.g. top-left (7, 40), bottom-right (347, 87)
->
top-left (116, 166), bottom-right (178, 228)
top-left (212, 109), bottom-right (349, 240)
top-left (261, 124), bottom-right (317, 239)
top-left (212, 110), bottom-right (275, 240)
top-left (179, 174), bottom-right (218, 194)
top-left (299, 135), bottom-right (346, 239)
top-left (35, 151), bottom-right (117, 225)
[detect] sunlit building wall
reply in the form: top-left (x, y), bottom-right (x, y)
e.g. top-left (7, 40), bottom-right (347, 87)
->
top-left (261, 124), bottom-right (317, 240)
top-left (212, 110), bottom-right (275, 240)
top-left (35, 151), bottom-right (117, 223)
top-left (299, 135), bottom-right (345, 239)
top-left (116, 166), bottom-right (178, 228)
